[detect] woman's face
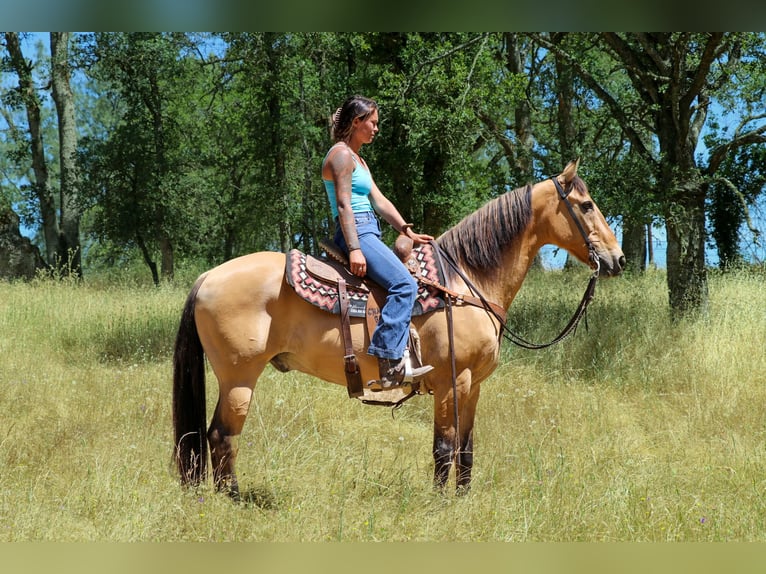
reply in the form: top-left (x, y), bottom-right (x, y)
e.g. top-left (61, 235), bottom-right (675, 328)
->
top-left (352, 109), bottom-right (379, 144)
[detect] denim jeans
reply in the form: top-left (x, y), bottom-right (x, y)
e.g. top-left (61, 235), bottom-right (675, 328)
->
top-left (334, 211), bottom-right (417, 360)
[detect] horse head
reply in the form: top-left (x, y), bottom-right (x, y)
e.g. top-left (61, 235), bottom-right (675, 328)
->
top-left (541, 159), bottom-right (625, 277)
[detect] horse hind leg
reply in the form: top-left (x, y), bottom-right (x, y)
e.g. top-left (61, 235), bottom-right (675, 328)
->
top-left (207, 383), bottom-right (256, 501)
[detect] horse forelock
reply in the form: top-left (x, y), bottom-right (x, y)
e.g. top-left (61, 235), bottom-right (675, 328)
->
top-left (437, 185), bottom-right (532, 278)
top-left (570, 176), bottom-right (588, 195)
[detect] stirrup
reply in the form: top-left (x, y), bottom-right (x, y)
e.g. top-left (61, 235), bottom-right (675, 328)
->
top-left (367, 350), bottom-right (433, 392)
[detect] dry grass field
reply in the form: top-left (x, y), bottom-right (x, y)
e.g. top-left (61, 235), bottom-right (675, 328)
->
top-left (1, 265), bottom-right (765, 542)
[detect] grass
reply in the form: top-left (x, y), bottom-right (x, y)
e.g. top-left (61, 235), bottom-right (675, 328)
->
top-left (0, 266), bottom-right (765, 541)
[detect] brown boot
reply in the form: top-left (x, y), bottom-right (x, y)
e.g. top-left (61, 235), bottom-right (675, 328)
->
top-left (367, 355), bottom-right (434, 391)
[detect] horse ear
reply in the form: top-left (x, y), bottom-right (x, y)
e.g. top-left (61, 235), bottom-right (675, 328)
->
top-left (561, 158), bottom-right (580, 183)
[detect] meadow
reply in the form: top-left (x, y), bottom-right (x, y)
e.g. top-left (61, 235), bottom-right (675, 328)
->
top-left (1, 264), bottom-right (765, 542)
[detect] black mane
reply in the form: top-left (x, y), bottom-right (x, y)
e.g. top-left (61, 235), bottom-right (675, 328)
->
top-left (436, 185), bottom-right (532, 278)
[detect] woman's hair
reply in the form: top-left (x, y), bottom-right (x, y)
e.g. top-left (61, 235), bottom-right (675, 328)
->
top-left (331, 95), bottom-right (378, 142)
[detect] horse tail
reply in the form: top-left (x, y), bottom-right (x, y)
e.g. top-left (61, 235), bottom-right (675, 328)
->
top-left (172, 274), bottom-right (208, 486)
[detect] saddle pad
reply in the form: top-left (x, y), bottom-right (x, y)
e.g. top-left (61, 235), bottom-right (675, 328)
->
top-left (285, 244), bottom-right (446, 318)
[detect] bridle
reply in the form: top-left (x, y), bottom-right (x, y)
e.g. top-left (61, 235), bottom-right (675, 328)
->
top-left (433, 176), bottom-right (601, 351)
top-left (551, 176), bottom-right (601, 274)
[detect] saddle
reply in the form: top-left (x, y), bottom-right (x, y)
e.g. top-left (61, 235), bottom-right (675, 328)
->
top-left (284, 238), bottom-right (447, 400)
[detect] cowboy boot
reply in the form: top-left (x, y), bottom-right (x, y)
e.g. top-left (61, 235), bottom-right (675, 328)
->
top-left (367, 353), bottom-right (434, 391)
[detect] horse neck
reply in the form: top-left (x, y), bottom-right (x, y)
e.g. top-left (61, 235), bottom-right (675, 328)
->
top-left (467, 182), bottom-right (560, 309)
top-left (437, 183), bottom-right (550, 311)
top-left (492, 179), bottom-right (569, 306)
top-left (442, 222), bottom-right (542, 313)
top-left (489, 229), bottom-right (543, 310)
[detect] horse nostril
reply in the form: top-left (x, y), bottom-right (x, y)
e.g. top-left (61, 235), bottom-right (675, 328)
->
top-left (618, 255), bottom-right (626, 270)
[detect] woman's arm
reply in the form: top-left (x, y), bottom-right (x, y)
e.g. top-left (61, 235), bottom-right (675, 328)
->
top-left (323, 147), bottom-right (367, 276)
top-left (369, 181), bottom-right (434, 245)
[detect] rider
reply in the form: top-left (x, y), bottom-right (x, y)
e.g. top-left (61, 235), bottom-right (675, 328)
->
top-left (322, 95), bottom-right (434, 390)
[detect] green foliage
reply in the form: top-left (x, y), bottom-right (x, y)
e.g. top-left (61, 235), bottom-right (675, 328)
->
top-left (2, 32), bottom-right (766, 286)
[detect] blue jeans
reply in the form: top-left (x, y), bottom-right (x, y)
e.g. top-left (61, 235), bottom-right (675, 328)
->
top-left (334, 211), bottom-right (417, 360)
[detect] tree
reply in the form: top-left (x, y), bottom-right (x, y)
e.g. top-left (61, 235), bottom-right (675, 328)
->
top-left (2, 33), bottom-right (85, 278)
top-left (702, 35), bottom-right (766, 269)
top-left (706, 143), bottom-right (765, 269)
top-left (361, 33), bottom-right (499, 237)
top-left (602, 33), bottom-right (765, 312)
top-left (79, 32), bottom-right (202, 283)
top-left (537, 32), bottom-right (766, 315)
top-left (2, 32), bottom-right (59, 267)
top-left (50, 32), bottom-right (82, 276)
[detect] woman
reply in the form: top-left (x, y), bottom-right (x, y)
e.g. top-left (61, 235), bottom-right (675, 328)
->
top-left (322, 95), bottom-right (434, 390)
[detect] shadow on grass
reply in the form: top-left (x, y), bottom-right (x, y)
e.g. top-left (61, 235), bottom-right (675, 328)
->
top-left (60, 315), bottom-right (176, 364)
top-left (240, 486), bottom-right (281, 511)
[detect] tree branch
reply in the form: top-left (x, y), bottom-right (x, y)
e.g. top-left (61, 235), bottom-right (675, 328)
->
top-left (680, 32), bottom-right (725, 113)
top-left (710, 175), bottom-right (762, 244)
top-left (400, 33), bottom-right (489, 102)
top-left (529, 32), bottom-right (656, 165)
top-left (706, 122), bottom-right (766, 175)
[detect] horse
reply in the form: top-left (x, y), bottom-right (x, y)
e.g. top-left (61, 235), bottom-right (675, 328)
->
top-left (172, 159), bottom-right (625, 498)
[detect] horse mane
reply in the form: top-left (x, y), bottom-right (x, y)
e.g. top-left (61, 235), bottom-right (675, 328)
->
top-left (436, 184), bottom-right (532, 278)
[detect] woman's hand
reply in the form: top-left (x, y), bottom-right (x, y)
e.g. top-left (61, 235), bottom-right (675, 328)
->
top-left (349, 248), bottom-right (367, 277)
top-left (405, 227), bottom-right (434, 246)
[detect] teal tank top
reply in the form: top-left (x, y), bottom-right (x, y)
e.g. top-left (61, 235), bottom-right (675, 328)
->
top-left (323, 147), bottom-right (374, 219)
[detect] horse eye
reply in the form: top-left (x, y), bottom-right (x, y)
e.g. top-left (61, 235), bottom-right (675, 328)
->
top-left (580, 201), bottom-right (594, 212)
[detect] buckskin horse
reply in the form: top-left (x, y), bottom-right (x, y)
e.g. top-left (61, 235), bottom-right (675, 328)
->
top-left (172, 160), bottom-right (625, 498)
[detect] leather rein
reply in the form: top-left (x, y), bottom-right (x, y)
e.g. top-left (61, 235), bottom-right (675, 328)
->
top-left (431, 177), bottom-right (601, 351)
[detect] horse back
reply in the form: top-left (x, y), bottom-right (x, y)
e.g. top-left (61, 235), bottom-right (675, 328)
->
top-left (193, 252), bottom-right (291, 358)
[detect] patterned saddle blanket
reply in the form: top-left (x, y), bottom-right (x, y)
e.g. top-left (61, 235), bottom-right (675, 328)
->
top-left (285, 243), bottom-right (446, 318)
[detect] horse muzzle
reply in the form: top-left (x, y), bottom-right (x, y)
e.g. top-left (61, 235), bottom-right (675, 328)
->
top-left (595, 250), bottom-right (626, 277)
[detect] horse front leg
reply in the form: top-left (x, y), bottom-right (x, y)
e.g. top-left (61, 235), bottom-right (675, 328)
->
top-left (432, 371), bottom-right (479, 492)
top-left (455, 384), bottom-right (480, 492)
top-left (432, 430), bottom-right (454, 490)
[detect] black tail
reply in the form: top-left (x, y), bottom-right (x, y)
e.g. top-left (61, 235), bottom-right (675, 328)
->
top-left (172, 276), bottom-right (208, 485)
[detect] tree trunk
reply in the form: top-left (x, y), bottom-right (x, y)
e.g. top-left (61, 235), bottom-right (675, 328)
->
top-left (159, 233), bottom-right (174, 281)
top-left (553, 33), bottom-right (579, 271)
top-left (505, 33), bottom-right (534, 177)
top-left (553, 33), bottom-right (577, 163)
top-left (621, 217), bottom-right (647, 273)
top-left (50, 32), bottom-right (82, 277)
top-left (656, 67), bottom-right (710, 316)
top-left (4, 32), bottom-right (60, 266)
top-left (505, 33), bottom-right (544, 268)
top-left (0, 204), bottom-right (46, 279)
top-left (664, 184), bottom-right (709, 316)
top-left (264, 33), bottom-right (291, 253)
top-left (136, 232), bottom-right (160, 286)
